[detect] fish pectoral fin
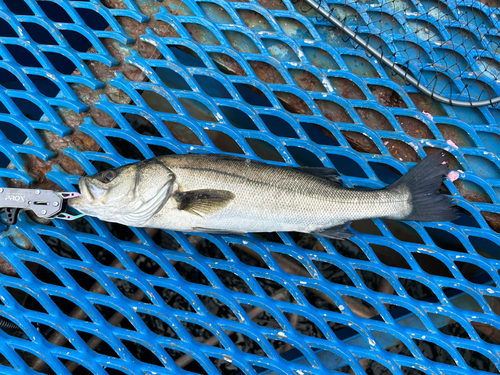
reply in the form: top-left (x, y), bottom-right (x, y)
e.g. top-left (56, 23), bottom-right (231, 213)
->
top-left (311, 222), bottom-right (353, 239)
top-left (174, 189), bottom-right (235, 216)
top-left (296, 167), bottom-right (342, 185)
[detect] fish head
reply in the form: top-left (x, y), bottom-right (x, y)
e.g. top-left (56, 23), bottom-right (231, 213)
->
top-left (69, 159), bottom-right (175, 225)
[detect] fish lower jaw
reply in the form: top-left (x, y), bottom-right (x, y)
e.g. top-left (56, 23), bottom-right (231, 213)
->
top-left (67, 195), bottom-right (98, 208)
top-left (67, 197), bottom-right (83, 207)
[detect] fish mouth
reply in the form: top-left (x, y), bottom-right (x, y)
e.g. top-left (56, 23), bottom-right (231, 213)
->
top-left (79, 177), bottom-right (91, 200)
top-left (68, 177), bottom-right (107, 209)
top-left (87, 181), bottom-right (106, 200)
top-left (77, 177), bottom-right (103, 201)
top-left (76, 177), bottom-right (107, 202)
top-left (67, 177), bottom-right (87, 207)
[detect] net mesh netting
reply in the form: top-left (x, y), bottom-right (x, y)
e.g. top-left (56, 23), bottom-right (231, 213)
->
top-left (0, 0), bottom-right (499, 374)
top-left (298, 0), bottom-right (500, 106)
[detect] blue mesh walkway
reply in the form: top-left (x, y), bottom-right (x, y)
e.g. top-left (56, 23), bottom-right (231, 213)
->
top-left (0, 0), bottom-right (500, 374)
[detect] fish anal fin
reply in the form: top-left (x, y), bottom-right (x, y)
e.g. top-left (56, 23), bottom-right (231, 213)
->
top-left (174, 189), bottom-right (235, 216)
top-left (311, 222), bottom-right (353, 239)
top-left (297, 167), bottom-right (342, 185)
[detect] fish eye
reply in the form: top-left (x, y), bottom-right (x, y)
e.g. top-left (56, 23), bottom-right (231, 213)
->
top-left (101, 171), bottom-right (116, 183)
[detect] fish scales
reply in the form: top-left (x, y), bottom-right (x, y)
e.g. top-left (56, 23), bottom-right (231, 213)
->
top-left (69, 153), bottom-right (456, 239)
top-left (151, 155), bottom-right (404, 233)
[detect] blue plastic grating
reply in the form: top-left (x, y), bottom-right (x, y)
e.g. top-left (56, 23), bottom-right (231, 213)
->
top-left (0, 0), bottom-right (499, 375)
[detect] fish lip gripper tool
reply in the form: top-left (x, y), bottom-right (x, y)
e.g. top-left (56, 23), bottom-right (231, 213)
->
top-left (0, 188), bottom-right (84, 225)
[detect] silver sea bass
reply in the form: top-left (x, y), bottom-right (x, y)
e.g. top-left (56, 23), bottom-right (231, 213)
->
top-left (69, 152), bottom-right (456, 239)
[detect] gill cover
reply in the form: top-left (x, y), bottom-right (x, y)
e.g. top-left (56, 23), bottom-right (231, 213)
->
top-left (115, 159), bottom-right (175, 226)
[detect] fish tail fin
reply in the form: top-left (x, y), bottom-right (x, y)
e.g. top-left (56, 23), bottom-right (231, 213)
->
top-left (388, 151), bottom-right (457, 222)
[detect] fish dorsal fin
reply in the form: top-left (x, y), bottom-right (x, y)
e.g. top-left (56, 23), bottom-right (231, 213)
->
top-left (297, 167), bottom-right (342, 185)
top-left (174, 189), bottom-right (235, 216)
top-left (311, 222), bottom-right (353, 239)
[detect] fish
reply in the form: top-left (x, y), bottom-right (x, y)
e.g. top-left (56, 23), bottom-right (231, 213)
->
top-left (68, 152), bottom-right (456, 239)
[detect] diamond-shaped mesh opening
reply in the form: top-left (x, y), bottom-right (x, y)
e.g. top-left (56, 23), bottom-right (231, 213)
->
top-left (0, 0), bottom-right (500, 374)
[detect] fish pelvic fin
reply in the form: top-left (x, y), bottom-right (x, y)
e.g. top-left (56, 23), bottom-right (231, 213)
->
top-left (311, 222), bottom-right (353, 239)
top-left (174, 189), bottom-right (235, 216)
top-left (191, 227), bottom-right (244, 235)
top-left (387, 151), bottom-right (457, 222)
